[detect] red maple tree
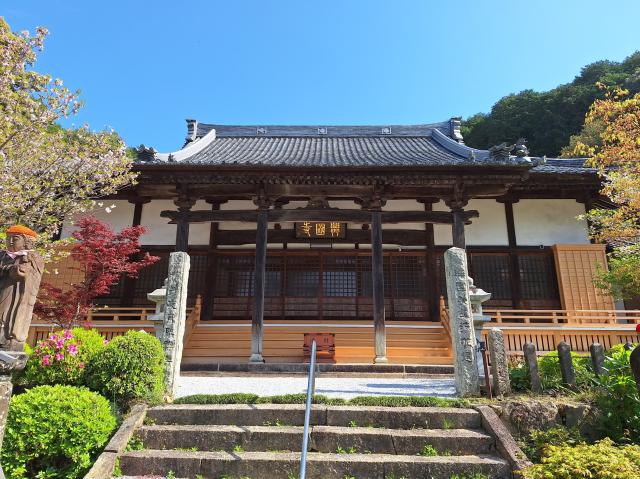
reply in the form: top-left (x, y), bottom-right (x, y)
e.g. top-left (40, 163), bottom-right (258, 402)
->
top-left (35, 216), bottom-right (159, 327)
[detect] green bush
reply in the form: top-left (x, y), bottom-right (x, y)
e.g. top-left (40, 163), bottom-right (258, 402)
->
top-left (522, 438), bottom-right (640, 479)
top-left (1, 385), bottom-right (116, 479)
top-left (86, 330), bottom-right (165, 406)
top-left (19, 328), bottom-right (106, 388)
top-left (518, 426), bottom-right (585, 463)
top-left (508, 358), bottom-right (530, 392)
top-left (537, 351), bottom-right (595, 390)
top-left (594, 344), bottom-right (640, 443)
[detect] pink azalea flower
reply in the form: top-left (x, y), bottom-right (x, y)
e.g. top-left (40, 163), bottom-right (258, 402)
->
top-left (103, 339), bottom-right (109, 345)
top-left (42, 355), bottom-right (51, 366)
top-left (63, 330), bottom-right (73, 340)
top-left (55, 339), bottom-right (65, 350)
top-left (78, 362), bottom-right (85, 369)
top-left (67, 344), bottom-right (78, 356)
top-left (50, 334), bottom-right (58, 341)
top-left (55, 353), bottom-right (64, 361)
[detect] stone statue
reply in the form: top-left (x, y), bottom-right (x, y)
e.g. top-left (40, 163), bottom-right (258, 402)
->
top-left (0, 225), bottom-right (44, 352)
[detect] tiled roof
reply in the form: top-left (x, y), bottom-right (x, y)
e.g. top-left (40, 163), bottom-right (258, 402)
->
top-left (136, 119), bottom-right (592, 174)
top-left (531, 158), bottom-right (596, 175)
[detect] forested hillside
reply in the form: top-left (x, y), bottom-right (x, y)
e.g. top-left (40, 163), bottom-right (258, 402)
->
top-left (462, 52), bottom-right (640, 156)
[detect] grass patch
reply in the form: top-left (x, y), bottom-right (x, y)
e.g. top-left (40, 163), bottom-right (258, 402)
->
top-left (175, 394), bottom-right (469, 408)
top-left (417, 443), bottom-right (438, 456)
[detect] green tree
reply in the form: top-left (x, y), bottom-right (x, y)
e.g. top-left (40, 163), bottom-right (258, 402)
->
top-left (0, 18), bottom-right (136, 243)
top-left (463, 52), bottom-right (640, 156)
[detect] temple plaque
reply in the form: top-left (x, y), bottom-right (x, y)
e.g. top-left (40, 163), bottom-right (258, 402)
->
top-left (295, 222), bottom-right (346, 239)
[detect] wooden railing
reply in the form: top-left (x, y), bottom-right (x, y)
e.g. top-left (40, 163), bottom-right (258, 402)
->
top-left (480, 323), bottom-right (640, 355)
top-left (438, 297), bottom-right (640, 356)
top-left (27, 299), bottom-right (201, 346)
top-left (484, 308), bottom-right (640, 325)
top-left (438, 296), bottom-right (452, 341)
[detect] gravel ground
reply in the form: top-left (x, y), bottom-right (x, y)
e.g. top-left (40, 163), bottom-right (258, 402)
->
top-left (175, 375), bottom-right (456, 399)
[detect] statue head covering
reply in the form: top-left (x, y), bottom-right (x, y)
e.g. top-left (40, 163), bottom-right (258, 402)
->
top-left (6, 225), bottom-right (37, 238)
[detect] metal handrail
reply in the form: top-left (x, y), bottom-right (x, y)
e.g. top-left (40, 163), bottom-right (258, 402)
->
top-left (299, 339), bottom-right (317, 479)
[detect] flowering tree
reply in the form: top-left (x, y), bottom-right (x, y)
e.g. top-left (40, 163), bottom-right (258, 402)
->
top-left (0, 18), bottom-right (136, 242)
top-left (569, 86), bottom-right (640, 298)
top-left (35, 216), bottom-right (159, 327)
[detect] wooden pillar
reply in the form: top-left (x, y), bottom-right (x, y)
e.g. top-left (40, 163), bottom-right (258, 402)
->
top-left (122, 198), bottom-right (149, 306)
top-left (451, 208), bottom-right (466, 249)
top-left (203, 200), bottom-right (224, 320)
top-left (250, 200), bottom-right (270, 363)
top-left (501, 198), bottom-right (523, 309)
top-left (370, 210), bottom-right (388, 363)
top-left (174, 196), bottom-right (195, 252)
top-left (420, 199), bottom-right (440, 321)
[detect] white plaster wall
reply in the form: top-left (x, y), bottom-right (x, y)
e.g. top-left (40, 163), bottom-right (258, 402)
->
top-left (60, 200), bottom-right (135, 239)
top-left (433, 201), bottom-right (453, 246)
top-left (465, 199), bottom-right (509, 246)
top-left (514, 199), bottom-right (589, 246)
top-left (188, 200), bottom-right (212, 245)
top-left (139, 200), bottom-right (176, 245)
top-left (382, 199), bottom-right (426, 231)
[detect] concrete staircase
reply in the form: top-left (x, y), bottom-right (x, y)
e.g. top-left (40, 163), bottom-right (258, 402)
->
top-left (118, 404), bottom-right (514, 478)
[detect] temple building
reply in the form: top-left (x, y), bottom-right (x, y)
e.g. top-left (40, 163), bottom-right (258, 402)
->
top-left (50, 118), bottom-right (618, 366)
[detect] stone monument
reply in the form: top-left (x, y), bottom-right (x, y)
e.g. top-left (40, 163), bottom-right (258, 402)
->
top-left (147, 252), bottom-right (190, 398)
top-left (444, 247), bottom-right (480, 397)
top-left (0, 225), bottom-right (44, 479)
top-left (488, 328), bottom-right (511, 396)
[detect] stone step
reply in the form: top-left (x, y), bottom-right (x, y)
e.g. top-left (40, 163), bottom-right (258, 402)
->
top-left (147, 404), bottom-right (481, 429)
top-left (136, 424), bottom-right (494, 455)
top-left (119, 449), bottom-right (511, 479)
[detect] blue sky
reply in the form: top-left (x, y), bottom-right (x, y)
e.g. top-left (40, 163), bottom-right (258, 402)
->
top-left (5, 0), bottom-right (640, 152)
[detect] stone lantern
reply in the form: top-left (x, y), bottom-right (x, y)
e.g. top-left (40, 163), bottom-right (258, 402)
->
top-left (468, 277), bottom-right (492, 378)
top-left (147, 279), bottom-right (167, 342)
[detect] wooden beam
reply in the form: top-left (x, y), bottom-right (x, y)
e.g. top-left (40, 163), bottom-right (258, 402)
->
top-left (371, 211), bottom-right (388, 363)
top-left (214, 229), bottom-right (429, 246)
top-left (161, 209), bottom-right (479, 225)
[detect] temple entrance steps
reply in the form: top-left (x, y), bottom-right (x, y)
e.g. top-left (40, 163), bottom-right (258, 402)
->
top-left (118, 404), bottom-right (512, 478)
top-left (181, 321), bottom-right (454, 366)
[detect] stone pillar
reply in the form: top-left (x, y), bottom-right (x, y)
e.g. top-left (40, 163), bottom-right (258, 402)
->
top-left (0, 351), bottom-right (28, 478)
top-left (590, 342), bottom-right (605, 376)
top-left (444, 247), bottom-right (480, 397)
top-left (523, 342), bottom-right (542, 393)
top-left (488, 328), bottom-right (511, 396)
top-left (162, 252), bottom-right (191, 397)
top-left (371, 210), bottom-right (388, 364)
top-left (558, 341), bottom-right (576, 388)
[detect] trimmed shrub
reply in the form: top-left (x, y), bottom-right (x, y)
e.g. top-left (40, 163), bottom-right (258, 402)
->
top-left (348, 395), bottom-right (470, 408)
top-left (19, 328), bottom-right (106, 387)
top-left (522, 438), bottom-right (640, 479)
top-left (86, 330), bottom-right (165, 406)
top-left (594, 344), bottom-right (640, 443)
top-left (174, 394), bottom-right (469, 408)
top-left (1, 385), bottom-right (116, 479)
